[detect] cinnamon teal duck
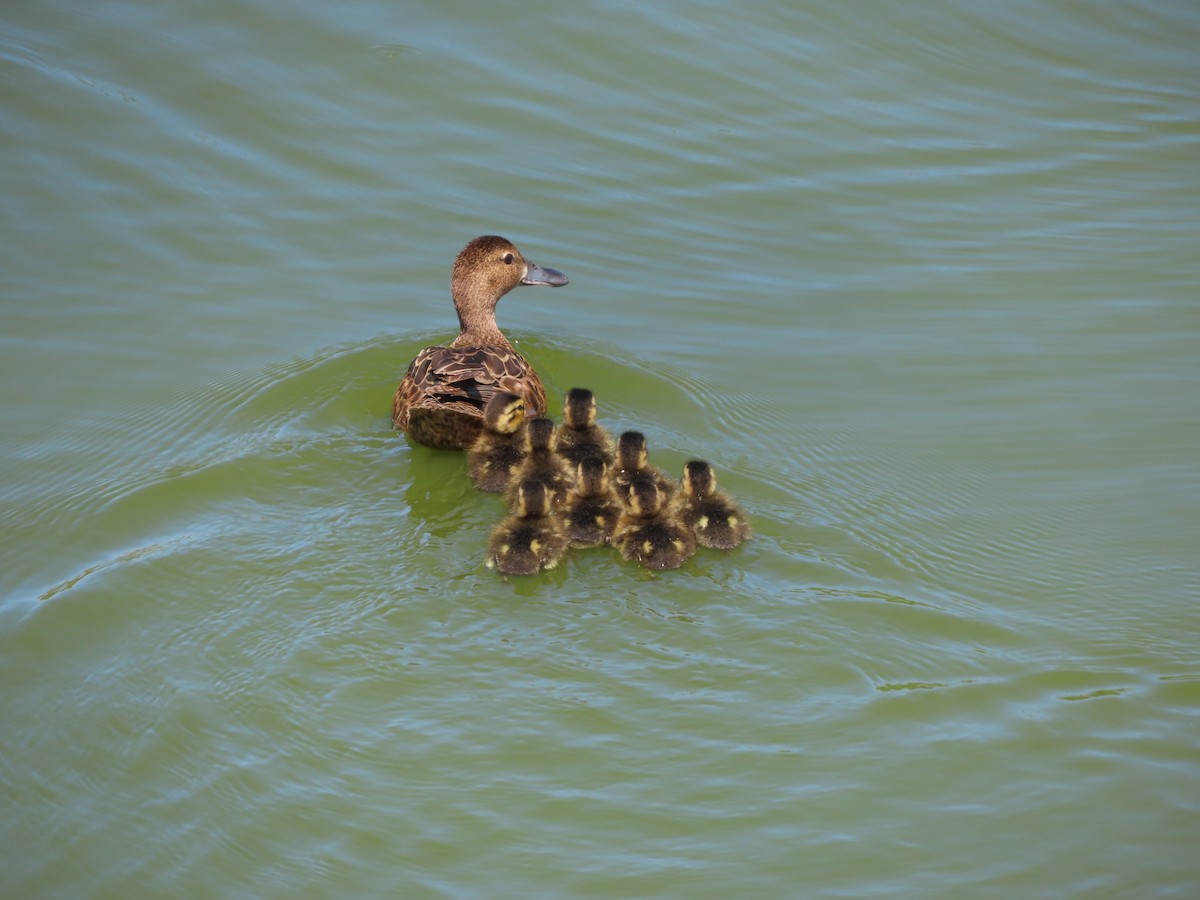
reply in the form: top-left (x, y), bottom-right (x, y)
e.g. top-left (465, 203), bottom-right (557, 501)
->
top-left (392, 235), bottom-right (568, 450)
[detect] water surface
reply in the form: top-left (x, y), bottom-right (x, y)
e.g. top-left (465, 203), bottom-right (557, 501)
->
top-left (2, 0), bottom-right (1198, 896)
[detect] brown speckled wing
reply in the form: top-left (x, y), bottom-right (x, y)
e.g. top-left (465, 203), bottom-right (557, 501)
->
top-left (392, 344), bottom-right (545, 433)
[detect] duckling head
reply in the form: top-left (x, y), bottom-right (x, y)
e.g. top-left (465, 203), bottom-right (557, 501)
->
top-left (514, 479), bottom-right (552, 518)
top-left (562, 387), bottom-right (598, 429)
top-left (616, 431), bottom-right (648, 471)
top-left (573, 456), bottom-right (609, 496)
top-left (483, 391), bottom-right (526, 434)
top-left (682, 460), bottom-right (717, 498)
top-left (526, 416), bottom-right (557, 453)
top-left (627, 476), bottom-right (663, 518)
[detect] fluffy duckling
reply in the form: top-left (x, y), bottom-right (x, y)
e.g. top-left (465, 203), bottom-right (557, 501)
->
top-left (467, 391), bottom-right (528, 492)
top-left (613, 477), bottom-right (696, 571)
top-left (486, 479), bottom-right (569, 575)
top-left (672, 460), bottom-right (752, 550)
top-left (505, 417), bottom-right (573, 509)
top-left (392, 235), bottom-right (568, 450)
top-left (612, 430), bottom-right (675, 506)
top-left (555, 387), bottom-right (615, 468)
top-left (560, 457), bottom-right (623, 548)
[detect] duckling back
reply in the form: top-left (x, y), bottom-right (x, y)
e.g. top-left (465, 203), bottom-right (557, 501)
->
top-left (561, 457), bottom-right (622, 548)
top-left (486, 479), bottom-right (569, 575)
top-left (674, 460), bottom-right (751, 550)
top-left (613, 477), bottom-right (696, 570)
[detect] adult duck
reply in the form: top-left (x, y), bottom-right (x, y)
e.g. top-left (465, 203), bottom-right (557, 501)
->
top-left (392, 235), bottom-right (568, 450)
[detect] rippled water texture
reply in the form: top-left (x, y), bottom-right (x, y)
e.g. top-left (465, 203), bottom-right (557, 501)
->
top-left (2, 0), bottom-right (1198, 896)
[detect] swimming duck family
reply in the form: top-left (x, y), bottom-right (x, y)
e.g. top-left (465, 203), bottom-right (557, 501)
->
top-left (392, 235), bottom-right (568, 450)
top-left (473, 385), bottom-right (749, 575)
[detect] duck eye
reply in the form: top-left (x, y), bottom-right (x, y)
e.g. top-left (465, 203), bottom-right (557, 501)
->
top-left (502, 253), bottom-right (514, 265)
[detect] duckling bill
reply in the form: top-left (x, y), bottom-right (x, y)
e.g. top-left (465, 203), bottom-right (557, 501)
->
top-left (392, 235), bottom-right (568, 450)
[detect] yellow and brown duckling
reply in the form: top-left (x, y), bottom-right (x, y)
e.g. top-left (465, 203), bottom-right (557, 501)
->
top-left (671, 460), bottom-right (751, 550)
top-left (392, 235), bottom-right (568, 450)
top-left (613, 476), bottom-right (697, 570)
top-left (486, 479), bottom-right (570, 575)
top-left (612, 430), bottom-right (675, 506)
top-left (554, 387), bottom-right (615, 469)
top-left (505, 416), bottom-right (573, 509)
top-left (560, 457), bottom-right (623, 548)
top-left (467, 391), bottom-right (529, 493)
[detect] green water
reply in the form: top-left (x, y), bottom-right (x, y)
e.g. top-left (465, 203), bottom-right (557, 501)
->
top-left (2, 0), bottom-right (1198, 896)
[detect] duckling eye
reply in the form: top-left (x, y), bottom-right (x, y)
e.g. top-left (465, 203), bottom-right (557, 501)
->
top-left (502, 252), bottom-right (514, 265)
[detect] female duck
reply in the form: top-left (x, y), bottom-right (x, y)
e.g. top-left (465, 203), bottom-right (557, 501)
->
top-left (467, 391), bottom-right (529, 493)
top-left (613, 477), bottom-right (696, 570)
top-left (561, 457), bottom-right (622, 548)
top-left (612, 431), bottom-right (675, 505)
top-left (555, 387), bottom-right (615, 468)
top-left (486, 479), bottom-right (570, 575)
top-left (392, 235), bottom-right (568, 450)
top-left (506, 417), bottom-right (573, 509)
top-left (671, 460), bottom-right (751, 549)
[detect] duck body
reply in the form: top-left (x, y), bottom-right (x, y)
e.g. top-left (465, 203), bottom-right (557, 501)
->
top-left (467, 391), bottom-right (529, 493)
top-left (506, 417), bottom-right (573, 509)
top-left (487, 480), bottom-right (569, 575)
top-left (672, 460), bottom-right (751, 549)
top-left (612, 430), bottom-right (675, 506)
top-left (613, 477), bottom-right (696, 570)
top-left (561, 457), bottom-right (622, 548)
top-left (555, 387), bottom-right (615, 469)
top-left (392, 235), bottom-right (568, 450)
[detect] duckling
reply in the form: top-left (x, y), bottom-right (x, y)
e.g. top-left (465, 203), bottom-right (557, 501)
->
top-left (613, 477), bottom-right (696, 571)
top-left (555, 387), bottom-right (615, 468)
top-left (505, 417), bottom-right (573, 509)
top-left (672, 460), bottom-right (752, 550)
top-left (561, 457), bottom-right (623, 548)
top-left (486, 479), bottom-right (569, 575)
top-left (467, 391), bottom-right (528, 492)
top-left (612, 430), bottom-right (675, 506)
top-left (392, 235), bottom-right (568, 450)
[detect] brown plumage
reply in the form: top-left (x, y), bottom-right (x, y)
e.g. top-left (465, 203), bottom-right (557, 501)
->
top-left (392, 235), bottom-right (568, 450)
